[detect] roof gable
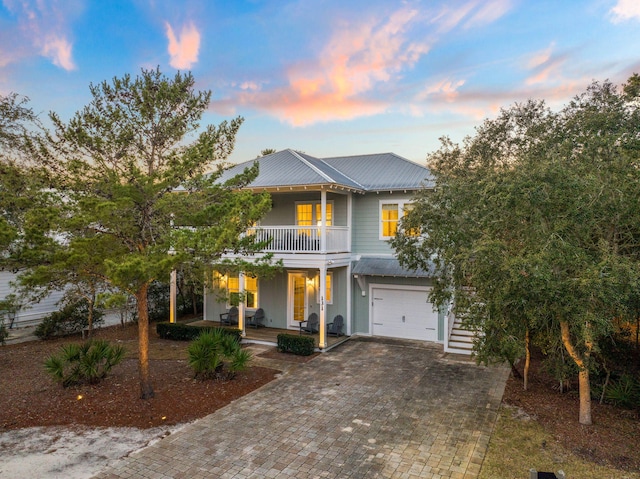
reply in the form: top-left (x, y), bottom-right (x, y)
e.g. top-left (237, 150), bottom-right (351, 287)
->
top-left (216, 149), bottom-right (432, 192)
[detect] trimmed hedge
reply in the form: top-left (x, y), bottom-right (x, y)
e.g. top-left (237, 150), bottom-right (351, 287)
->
top-left (156, 322), bottom-right (241, 342)
top-left (277, 333), bottom-right (315, 356)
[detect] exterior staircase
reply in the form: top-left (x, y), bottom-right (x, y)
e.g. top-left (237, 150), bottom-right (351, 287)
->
top-left (444, 314), bottom-right (476, 355)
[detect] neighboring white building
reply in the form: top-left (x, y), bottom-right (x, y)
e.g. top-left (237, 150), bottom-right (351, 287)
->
top-left (0, 270), bottom-right (66, 328)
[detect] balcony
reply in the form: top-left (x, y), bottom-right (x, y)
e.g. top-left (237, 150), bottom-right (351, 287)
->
top-left (245, 226), bottom-right (349, 254)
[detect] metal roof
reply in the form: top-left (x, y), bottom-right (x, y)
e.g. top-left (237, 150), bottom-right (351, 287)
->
top-left (323, 153), bottom-right (434, 191)
top-left (352, 257), bottom-right (433, 278)
top-left (214, 149), bottom-right (432, 192)
top-left (215, 150), bottom-right (364, 191)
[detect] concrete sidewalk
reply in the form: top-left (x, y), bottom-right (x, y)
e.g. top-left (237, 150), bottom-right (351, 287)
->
top-left (94, 338), bottom-right (509, 479)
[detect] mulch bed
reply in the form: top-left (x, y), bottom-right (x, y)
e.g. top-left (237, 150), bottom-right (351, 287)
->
top-left (502, 350), bottom-right (640, 472)
top-left (0, 323), bottom-right (277, 430)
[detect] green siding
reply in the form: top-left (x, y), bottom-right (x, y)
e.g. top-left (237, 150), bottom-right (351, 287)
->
top-left (256, 273), bottom-right (289, 328)
top-left (260, 192), bottom-right (347, 226)
top-left (352, 192), bottom-right (415, 255)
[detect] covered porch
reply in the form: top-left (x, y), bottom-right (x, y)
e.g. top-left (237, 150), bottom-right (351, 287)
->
top-left (187, 320), bottom-right (350, 351)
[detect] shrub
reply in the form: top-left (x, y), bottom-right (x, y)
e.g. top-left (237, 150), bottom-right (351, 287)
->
top-left (277, 333), bottom-right (315, 356)
top-left (187, 328), bottom-right (251, 380)
top-left (35, 301), bottom-right (104, 340)
top-left (156, 321), bottom-right (242, 342)
top-left (604, 374), bottom-right (640, 409)
top-left (44, 339), bottom-right (126, 387)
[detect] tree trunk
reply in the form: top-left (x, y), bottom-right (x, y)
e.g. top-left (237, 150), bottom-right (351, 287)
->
top-left (560, 320), bottom-right (592, 425)
top-left (524, 328), bottom-right (530, 391)
top-left (577, 368), bottom-right (592, 425)
top-left (136, 283), bottom-right (155, 399)
top-left (87, 289), bottom-right (96, 338)
top-left (87, 298), bottom-right (94, 339)
top-left (192, 289), bottom-right (198, 315)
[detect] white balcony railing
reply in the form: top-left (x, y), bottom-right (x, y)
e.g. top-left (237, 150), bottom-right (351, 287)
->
top-left (245, 226), bottom-right (349, 253)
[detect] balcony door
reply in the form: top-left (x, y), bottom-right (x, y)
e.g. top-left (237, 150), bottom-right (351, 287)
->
top-left (288, 272), bottom-right (308, 329)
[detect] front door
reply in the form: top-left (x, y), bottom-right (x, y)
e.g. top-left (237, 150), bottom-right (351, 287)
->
top-left (288, 272), bottom-right (308, 329)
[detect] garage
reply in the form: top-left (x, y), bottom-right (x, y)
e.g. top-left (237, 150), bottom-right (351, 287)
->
top-left (371, 285), bottom-right (438, 342)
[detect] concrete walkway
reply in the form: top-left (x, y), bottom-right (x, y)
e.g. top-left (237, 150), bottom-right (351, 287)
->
top-left (94, 338), bottom-right (509, 479)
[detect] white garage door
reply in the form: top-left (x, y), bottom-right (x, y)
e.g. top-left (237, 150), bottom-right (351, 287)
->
top-left (371, 286), bottom-right (438, 341)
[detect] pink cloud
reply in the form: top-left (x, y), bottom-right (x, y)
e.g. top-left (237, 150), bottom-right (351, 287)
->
top-left (211, 2), bottom-right (511, 126)
top-left (213, 6), bottom-right (429, 125)
top-left (524, 44), bottom-right (567, 86)
top-left (417, 78), bottom-right (466, 103)
top-left (610, 0), bottom-right (640, 22)
top-left (0, 0), bottom-right (80, 71)
top-left (42, 35), bottom-right (76, 71)
top-left (165, 21), bottom-right (201, 70)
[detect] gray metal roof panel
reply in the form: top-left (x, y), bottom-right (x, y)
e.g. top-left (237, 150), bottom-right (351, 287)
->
top-left (352, 257), bottom-right (433, 278)
top-left (323, 153), bottom-right (434, 191)
top-left (214, 150), bottom-right (433, 192)
top-left (216, 150), bottom-right (364, 190)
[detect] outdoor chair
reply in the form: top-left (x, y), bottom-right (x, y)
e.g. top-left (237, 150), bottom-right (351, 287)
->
top-left (299, 312), bottom-right (319, 335)
top-left (246, 308), bottom-right (266, 328)
top-left (220, 306), bottom-right (239, 326)
top-left (327, 314), bottom-right (344, 337)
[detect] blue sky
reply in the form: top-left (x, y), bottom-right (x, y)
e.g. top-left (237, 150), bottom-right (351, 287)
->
top-left (1, 0), bottom-right (639, 165)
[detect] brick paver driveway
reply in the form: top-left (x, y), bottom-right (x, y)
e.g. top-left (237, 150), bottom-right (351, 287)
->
top-left (95, 338), bottom-right (509, 479)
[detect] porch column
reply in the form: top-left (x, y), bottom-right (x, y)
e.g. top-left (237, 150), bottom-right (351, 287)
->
top-left (169, 269), bottom-right (177, 323)
top-left (320, 190), bottom-right (327, 253)
top-left (238, 271), bottom-right (246, 336)
top-left (319, 263), bottom-right (327, 349)
top-left (346, 261), bottom-right (352, 336)
top-left (347, 192), bottom-right (352, 252)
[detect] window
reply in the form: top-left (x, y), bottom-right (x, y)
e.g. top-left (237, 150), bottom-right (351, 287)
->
top-left (316, 272), bottom-right (333, 304)
top-left (381, 203), bottom-right (399, 238)
top-left (380, 200), bottom-right (415, 239)
top-left (215, 272), bottom-right (258, 308)
top-left (296, 202), bottom-right (333, 227)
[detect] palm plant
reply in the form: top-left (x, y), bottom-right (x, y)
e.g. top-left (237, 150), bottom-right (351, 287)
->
top-left (187, 328), bottom-right (252, 380)
top-left (44, 339), bottom-right (125, 387)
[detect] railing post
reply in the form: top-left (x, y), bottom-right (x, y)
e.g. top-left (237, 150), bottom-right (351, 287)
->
top-left (320, 190), bottom-right (327, 253)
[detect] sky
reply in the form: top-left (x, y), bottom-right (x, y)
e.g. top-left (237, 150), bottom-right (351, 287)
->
top-left (0, 0), bottom-right (639, 166)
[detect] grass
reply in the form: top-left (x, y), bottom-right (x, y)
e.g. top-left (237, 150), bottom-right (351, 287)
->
top-left (479, 405), bottom-right (640, 479)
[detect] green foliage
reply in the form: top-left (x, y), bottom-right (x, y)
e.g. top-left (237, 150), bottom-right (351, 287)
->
top-left (603, 374), bottom-right (640, 409)
top-left (393, 76), bottom-right (640, 423)
top-left (276, 333), bottom-right (315, 356)
top-left (187, 328), bottom-right (251, 380)
top-left (156, 321), bottom-right (242, 342)
top-left (44, 339), bottom-right (125, 387)
top-left (17, 68), bottom-right (276, 398)
top-left (35, 300), bottom-right (104, 340)
top-left (147, 281), bottom-right (170, 322)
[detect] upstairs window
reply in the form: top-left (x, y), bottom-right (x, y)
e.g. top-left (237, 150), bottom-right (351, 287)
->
top-left (380, 200), bottom-right (416, 239)
top-left (296, 202), bottom-right (333, 227)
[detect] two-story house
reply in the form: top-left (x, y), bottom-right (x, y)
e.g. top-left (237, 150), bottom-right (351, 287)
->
top-left (202, 149), bottom-right (471, 353)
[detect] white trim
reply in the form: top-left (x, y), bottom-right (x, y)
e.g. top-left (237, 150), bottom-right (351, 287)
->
top-left (368, 283), bottom-right (440, 342)
top-left (378, 199), bottom-right (413, 240)
top-left (287, 271), bottom-right (309, 330)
